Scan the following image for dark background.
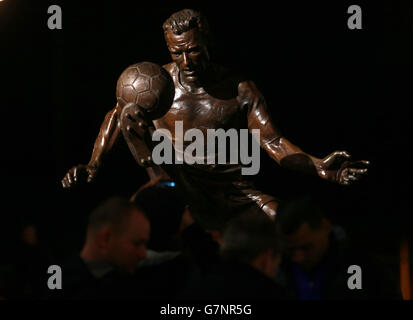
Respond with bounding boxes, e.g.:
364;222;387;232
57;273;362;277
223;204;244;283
1;0;412;270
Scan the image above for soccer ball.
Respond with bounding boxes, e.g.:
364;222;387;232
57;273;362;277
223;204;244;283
116;62;175;120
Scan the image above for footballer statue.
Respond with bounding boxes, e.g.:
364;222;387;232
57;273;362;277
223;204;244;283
62;9;369;230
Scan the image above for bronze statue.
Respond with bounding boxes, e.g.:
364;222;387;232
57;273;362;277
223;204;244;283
62;9;369;230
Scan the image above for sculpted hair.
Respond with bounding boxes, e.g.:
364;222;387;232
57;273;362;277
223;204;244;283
220;207;279;264
163;9;211;38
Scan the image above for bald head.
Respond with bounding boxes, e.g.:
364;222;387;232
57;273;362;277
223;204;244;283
82;196;150;273
87;196;146;235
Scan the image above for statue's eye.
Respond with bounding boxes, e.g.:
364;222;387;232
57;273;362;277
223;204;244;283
188;48;200;55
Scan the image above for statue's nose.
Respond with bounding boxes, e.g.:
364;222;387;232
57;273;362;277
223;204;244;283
182;52;190;68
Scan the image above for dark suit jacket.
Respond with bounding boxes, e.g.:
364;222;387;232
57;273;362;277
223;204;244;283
276;231;402;300
43;255;135;299
179;261;286;301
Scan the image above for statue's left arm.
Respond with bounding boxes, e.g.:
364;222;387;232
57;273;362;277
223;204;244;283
238;81;369;185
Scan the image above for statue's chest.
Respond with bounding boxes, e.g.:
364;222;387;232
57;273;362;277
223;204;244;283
156;91;244;134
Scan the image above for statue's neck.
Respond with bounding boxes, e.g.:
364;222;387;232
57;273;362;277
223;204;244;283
178;64;215;94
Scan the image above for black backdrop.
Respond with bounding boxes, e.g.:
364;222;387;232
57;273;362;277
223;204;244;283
1;0;412;263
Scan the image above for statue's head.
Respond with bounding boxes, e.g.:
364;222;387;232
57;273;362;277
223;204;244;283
163;9;211;85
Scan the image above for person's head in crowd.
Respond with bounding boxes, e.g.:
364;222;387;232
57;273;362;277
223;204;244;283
220;207;281;279
132;184;186;251
276;195;331;272
21;224;38;247
81;196;150;274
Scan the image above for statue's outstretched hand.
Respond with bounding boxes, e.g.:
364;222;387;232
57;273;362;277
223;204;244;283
61;164;98;189
319;151;369;185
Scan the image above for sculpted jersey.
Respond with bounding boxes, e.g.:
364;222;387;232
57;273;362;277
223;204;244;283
153;62;281;229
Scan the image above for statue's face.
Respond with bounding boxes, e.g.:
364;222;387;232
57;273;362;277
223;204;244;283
165;28;210;85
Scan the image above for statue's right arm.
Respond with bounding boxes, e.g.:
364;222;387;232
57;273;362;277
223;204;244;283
61;103;122;188
88;103;122;169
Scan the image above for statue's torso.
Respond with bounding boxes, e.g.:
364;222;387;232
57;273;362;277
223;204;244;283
154;62;247;151
151;63;269;229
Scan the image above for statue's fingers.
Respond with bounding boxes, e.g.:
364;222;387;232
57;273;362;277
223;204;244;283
351;160;370;168
350;173;363;180
62;179;69;189
360;160;370;166
73;167;78;182
349;168;368;174
342;179;350;185
66;172;73;185
87;174;94;183
348;174;358;181
340;172;349;185
335;151;351;159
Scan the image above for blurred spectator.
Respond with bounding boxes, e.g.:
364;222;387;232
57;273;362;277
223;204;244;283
275;195;402;300
133;182;185;253
1;221;53;299
180;207;285;300
131;183;220;299
46;196;149;299
132;182;221;268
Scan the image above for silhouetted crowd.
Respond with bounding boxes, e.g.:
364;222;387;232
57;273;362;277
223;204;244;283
0;181;402;300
